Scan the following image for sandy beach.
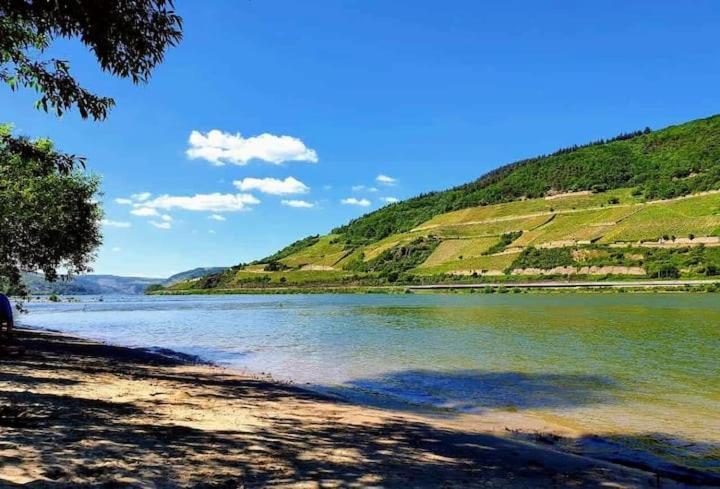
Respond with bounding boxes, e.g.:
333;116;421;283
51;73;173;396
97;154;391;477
0;328;710;488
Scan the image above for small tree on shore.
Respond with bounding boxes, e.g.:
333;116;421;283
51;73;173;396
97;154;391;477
0;126;101;295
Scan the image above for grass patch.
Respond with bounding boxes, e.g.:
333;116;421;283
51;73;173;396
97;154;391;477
421;237;500;267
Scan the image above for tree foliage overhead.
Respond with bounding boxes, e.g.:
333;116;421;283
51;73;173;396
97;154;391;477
0;126;101;293
0;0;182;121
334;115;720;245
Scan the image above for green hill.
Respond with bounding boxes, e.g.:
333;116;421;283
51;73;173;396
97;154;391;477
334;115;720;245
163;115;720;293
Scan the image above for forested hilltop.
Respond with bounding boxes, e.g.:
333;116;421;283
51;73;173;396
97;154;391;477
157;115;720;294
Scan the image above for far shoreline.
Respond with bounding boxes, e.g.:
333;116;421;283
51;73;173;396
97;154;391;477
146;278;720;296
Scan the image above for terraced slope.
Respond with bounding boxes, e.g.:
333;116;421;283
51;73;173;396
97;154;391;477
165;189;720;292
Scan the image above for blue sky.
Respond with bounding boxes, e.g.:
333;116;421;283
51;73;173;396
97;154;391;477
3;0;720;277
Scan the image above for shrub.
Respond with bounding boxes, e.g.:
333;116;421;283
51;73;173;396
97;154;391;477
509;247;575;270
647;263;680;279
484;231;522;255
703;265;719;276
361;236;441;275
264;261;289;272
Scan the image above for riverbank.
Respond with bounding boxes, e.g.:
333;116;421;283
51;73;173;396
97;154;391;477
0;328;705;488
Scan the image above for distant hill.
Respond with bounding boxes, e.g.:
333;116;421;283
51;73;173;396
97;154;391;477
162;114;720;293
162;267;228;286
22;266;228;295
22;273;164;295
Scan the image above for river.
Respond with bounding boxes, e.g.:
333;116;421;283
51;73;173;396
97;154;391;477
18;293;720;473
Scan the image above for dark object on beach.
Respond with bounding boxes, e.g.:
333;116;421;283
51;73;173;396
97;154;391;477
0;293;13;336
0;293;24;356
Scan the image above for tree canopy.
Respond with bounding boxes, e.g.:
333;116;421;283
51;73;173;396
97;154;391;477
0;126;101;294
0;0;182;121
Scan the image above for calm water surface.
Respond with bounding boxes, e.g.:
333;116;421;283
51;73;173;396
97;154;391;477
18;293;720;445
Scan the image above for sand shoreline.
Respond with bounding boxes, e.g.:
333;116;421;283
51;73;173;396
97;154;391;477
0;328;715;488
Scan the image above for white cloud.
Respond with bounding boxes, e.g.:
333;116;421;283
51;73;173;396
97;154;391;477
111;247;122;252
139;193;260;213
233;176;309;195
186;130;318;166
341;197;371;207
208;214;226;221
101;219;132;228
131;207;159;217
381;197;400;203
352;185;378;193
160;214;173;222
115;198;133;205
208;230;216;234
149;220;172;230
281;199;315;208
376;174;397;185
131;192;152;202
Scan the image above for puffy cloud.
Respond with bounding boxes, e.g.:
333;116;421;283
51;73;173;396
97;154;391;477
233;176;309;195
131;192;152;202
149;220;171;230
160;214;173;222
281;199;315;208
208;214;226;221
140;193;260;213
381;196;400;203
130;207;159;217
186;130;318;166
376;174;397;185
341;197;371;207
114;198;133;205
101;219;132;228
